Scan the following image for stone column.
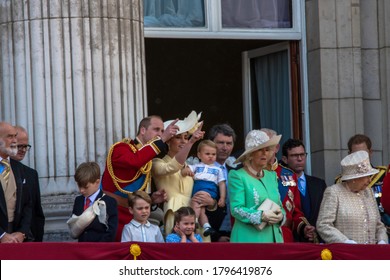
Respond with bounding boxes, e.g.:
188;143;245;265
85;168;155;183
0;0;147;240
306;0;365;183
306;0;390;183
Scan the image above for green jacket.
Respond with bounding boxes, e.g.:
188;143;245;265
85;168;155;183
229;168;284;243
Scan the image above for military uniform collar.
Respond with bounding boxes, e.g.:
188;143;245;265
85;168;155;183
134;137;144;149
271;158;279;171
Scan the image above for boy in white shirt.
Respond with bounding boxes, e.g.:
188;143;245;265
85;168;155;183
121;191;164;242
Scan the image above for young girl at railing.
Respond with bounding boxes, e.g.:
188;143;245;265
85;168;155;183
165;207;202;243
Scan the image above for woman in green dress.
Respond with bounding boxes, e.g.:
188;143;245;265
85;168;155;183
229;130;285;243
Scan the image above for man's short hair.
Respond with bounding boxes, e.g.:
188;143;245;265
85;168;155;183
282;139;305;157
208;124;236;142
74;162;101;188
137;115;162;135
347;134;372;152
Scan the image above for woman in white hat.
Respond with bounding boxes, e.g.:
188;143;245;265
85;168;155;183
152;111;214;237
316;150;388;244
229;130;285;243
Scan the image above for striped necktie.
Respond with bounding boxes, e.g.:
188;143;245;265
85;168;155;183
1;159;10;184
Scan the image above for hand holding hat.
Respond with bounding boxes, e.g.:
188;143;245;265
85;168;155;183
163;111;202;139
189;121;205;144
161;119;179;142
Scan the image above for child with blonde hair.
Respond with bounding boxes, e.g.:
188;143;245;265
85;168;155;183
182;140;226;237
121;191;164;242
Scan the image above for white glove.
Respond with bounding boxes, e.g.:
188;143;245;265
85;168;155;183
377;240;387;244
262;210;279;224
344;239;357;244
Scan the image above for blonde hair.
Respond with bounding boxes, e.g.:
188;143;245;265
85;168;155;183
128;191;152;208
197;139;216;153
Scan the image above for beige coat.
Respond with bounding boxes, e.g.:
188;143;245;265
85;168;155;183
317;183;388;244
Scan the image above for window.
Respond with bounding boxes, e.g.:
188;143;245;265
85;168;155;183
144;0;206;28
144;0;300;39
242;42;303;157
221;0;292;29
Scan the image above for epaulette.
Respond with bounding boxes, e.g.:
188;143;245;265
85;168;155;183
376;165;388;172
335;174;342;184
279;163;295;174
271;159;279;171
120;138;138;153
121;137;133;144
368;166;387;188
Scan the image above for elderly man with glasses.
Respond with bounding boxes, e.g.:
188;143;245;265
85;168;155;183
11;126;45;241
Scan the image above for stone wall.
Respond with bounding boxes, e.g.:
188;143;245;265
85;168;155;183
306;0;390;184
0;0;147;241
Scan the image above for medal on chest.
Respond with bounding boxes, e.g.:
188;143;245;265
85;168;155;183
286;200;293;212
372;183;383;198
281;175;296;187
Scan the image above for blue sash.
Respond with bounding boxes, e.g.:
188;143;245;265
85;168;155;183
100;174;147;199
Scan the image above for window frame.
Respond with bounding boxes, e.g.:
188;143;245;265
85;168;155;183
242;42;292;135
144;0;302;40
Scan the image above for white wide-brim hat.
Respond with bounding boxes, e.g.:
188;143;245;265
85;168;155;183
340;150;379;181
234;130;281;163
164;111;202;135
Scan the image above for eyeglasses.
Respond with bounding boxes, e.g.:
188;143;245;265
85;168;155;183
289;152;307;159
17;144;32;151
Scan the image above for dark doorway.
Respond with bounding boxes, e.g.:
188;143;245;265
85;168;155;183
145;38;281;155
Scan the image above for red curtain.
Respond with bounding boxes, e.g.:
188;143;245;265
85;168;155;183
0;242;389;260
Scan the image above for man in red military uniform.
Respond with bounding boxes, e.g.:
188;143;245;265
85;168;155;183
102;115;179;241
261;128;316;242
274;162;316;242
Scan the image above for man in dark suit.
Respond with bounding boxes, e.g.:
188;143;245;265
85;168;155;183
0;121;32;243
11;126;45;241
281;138;327;242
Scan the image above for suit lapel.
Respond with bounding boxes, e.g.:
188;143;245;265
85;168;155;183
96;189;104;200
0;179;7;217
305;176;314;207
10;159;24;213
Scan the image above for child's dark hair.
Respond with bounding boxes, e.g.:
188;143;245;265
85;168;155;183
172;206;196;232
74;162;100;188
128;191;152;208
